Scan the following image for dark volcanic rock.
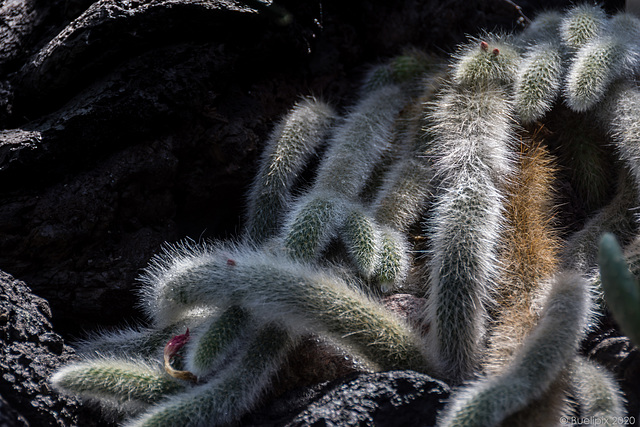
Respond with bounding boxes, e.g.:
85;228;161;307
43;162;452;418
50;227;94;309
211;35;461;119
584;323;640;418
0;271;98;426
243;370;450;427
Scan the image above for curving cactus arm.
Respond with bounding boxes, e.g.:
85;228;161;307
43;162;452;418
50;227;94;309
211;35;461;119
51;357;185;417
598;233;640;346
437;272;592;427
125;323;296;427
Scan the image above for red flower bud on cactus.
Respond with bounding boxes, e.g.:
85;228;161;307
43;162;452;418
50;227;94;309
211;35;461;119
164;328;190;360
163;329;198;383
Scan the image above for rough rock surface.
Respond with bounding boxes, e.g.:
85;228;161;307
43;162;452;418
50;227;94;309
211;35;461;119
583;319;640;418
0;0;632;425
242;370;450;427
0;271;98;426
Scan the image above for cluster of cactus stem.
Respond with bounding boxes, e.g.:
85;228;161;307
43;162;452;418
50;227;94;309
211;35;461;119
51;3;640;426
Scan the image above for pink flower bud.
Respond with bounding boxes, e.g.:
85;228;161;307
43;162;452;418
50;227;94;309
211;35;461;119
164;328;190;360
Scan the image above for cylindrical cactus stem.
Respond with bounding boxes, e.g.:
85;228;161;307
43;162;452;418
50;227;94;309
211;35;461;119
340;204;412;287
125;323;297;427
602;83;640;194
486;139;560;374
564;11;640;112
313;84;407;198
282;191;348;261
373;154;434;234
437;272;592;427
186;305;252;378
341;204;381;279
560;4;607;51
281;84;407;260
514;11;565;122
451;36;520;88
565;36;627;112
51;357;184;415
424;176;504;383
514;41;564;122
141;242;432;373
422;49;518;381
245;97;335;243
598;233;640;346
373;226;410;290
569;356;625;422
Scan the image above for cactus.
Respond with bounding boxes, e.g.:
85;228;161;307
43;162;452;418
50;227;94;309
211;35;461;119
422;37;519;382
485;139;560;374
51;357;184;416
51;4;640;425
144;241;431;372
437;272;592;427
125;323;296;427
560;4;607;51
246;97;335;243
570;356;625;422
566;12;640;112
598;233;640;346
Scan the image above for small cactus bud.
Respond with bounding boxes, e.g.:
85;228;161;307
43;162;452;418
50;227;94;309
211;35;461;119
163;329;197;383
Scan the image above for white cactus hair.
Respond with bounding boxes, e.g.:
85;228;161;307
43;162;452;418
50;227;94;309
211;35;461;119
422;48;518;381
560;3;607;51
514;40;564;122
51;355;183;419
437;272;593;426
124;324;295;427
136;239;431;371
245;96;335;243
570;356;625;423
137;239;225;328
313;83;407;197
450;33;520;88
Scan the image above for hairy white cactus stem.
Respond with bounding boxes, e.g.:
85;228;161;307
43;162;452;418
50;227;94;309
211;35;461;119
246;97;335;243
125;324;297;427
423;76;517;382
140;242;431;372
603;83;640;192
563;7;640;111
570;356;625;423
560;4;607;51
313;84;407;197
514;41;564;121
51;357;184;416
438;272;593;427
